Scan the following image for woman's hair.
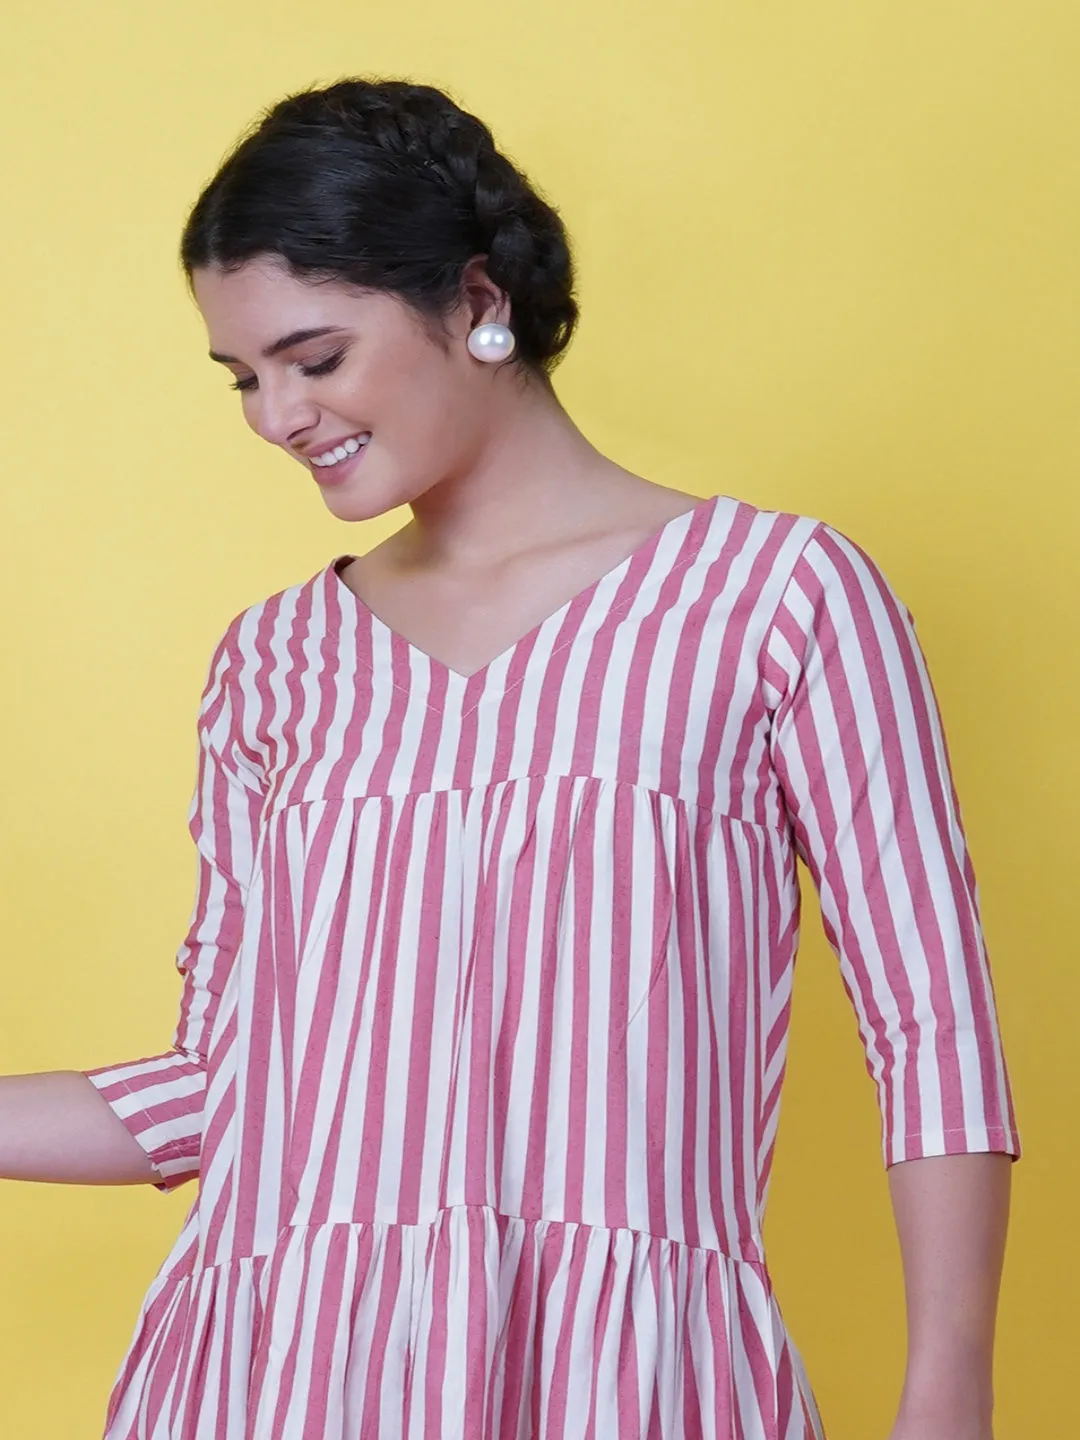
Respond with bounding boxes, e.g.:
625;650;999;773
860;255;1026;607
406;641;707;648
180;78;579;373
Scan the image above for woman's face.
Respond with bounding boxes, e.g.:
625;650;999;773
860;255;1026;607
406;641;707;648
192;256;501;523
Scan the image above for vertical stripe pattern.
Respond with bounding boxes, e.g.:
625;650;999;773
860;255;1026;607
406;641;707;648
85;495;1020;1438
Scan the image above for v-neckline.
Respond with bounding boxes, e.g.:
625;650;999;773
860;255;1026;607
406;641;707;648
328;493;719;691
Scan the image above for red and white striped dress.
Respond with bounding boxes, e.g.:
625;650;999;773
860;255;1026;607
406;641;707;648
86;493;1020;1439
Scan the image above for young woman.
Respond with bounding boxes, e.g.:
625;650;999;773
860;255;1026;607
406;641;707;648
2;79;1020;1440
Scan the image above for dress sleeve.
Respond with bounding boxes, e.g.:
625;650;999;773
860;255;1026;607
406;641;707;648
762;523;1021;1167
84;624;264;1191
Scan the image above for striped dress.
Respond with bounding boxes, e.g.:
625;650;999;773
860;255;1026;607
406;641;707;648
85;493;1021;1439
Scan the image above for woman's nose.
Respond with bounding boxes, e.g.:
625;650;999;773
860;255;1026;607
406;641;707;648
249;380;320;450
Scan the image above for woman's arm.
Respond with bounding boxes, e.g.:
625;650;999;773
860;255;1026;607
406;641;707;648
77;624;263;1193
887;1152;1012;1440
2;628;262;1194
763;522;1021;1435
0;1071;158;1185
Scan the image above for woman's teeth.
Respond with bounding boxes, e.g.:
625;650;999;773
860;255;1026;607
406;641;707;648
312;435;369;467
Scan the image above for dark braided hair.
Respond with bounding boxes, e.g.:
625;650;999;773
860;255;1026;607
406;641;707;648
180;79;579;373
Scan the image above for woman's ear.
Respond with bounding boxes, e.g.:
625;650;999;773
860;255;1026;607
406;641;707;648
460;255;512;329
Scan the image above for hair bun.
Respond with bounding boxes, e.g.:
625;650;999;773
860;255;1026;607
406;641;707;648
182;79;579;372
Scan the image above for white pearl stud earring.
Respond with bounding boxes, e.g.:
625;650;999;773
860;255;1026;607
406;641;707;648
466;322;516;363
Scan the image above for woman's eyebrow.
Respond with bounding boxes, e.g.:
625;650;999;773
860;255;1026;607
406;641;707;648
209;326;347;364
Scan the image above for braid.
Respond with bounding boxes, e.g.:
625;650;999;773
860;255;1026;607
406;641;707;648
184;79;579;371
306;81;576;363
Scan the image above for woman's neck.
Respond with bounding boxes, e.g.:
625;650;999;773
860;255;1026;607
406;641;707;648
402;379;638;567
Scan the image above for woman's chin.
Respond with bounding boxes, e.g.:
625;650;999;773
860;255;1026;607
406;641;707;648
317;476;414;526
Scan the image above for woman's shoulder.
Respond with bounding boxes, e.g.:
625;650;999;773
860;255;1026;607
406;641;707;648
200;558;342;674
705;491;837;589
712;493;898;588
712;491;823;537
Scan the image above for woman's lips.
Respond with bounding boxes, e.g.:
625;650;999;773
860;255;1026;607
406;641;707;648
309;442;368;487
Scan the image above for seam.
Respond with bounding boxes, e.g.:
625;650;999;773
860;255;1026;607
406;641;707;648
459;545;706;719
88;1073;195;1167
755;519;827;713
353;519;711;718
901;1126;1018;1141
180;1202;767;1276
260;774;790;835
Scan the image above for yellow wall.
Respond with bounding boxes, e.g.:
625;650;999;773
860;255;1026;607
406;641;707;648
0;2;1073;1434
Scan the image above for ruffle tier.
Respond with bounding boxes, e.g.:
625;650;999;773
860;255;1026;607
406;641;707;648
103;1204;823;1439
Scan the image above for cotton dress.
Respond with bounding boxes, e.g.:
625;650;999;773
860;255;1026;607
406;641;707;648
86;494;1021;1440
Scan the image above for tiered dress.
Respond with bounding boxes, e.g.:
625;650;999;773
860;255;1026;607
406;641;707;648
86;494;1020;1439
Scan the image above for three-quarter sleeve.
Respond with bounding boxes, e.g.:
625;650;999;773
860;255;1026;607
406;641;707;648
84;625;264;1191
763;522;1021;1167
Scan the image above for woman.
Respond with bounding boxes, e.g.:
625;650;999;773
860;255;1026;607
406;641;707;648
2;79;1019;1439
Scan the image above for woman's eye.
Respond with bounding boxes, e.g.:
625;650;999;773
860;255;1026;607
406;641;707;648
226;349;346;392
300;350;346;378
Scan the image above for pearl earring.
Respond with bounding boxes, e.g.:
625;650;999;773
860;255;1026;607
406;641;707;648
467;322;516;363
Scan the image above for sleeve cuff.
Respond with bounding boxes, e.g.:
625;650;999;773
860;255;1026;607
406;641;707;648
885;1124;1022;1168
84;1051;207;1193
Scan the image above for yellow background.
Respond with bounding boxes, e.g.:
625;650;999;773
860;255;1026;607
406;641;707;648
0;2;1074;1434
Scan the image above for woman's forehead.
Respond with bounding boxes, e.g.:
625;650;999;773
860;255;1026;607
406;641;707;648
193;258;352;316
193;262;397;352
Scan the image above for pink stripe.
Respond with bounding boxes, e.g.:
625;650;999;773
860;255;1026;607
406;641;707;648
604;783;634;1230
519;780;578;1216
398;797;452;1221
266;1236;317;1435
584;1239;619;1440
674;811;703;1251
645;799;673;1238
354;800;420;1207
464;784;514;1199
540;1224;592;1438
310;803;395;1218
492;780;543;1201
419;1217;449;1437
358;1229;405;1436
299;1227;353;1436
493;1222;538;1433
565;783;598;1219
